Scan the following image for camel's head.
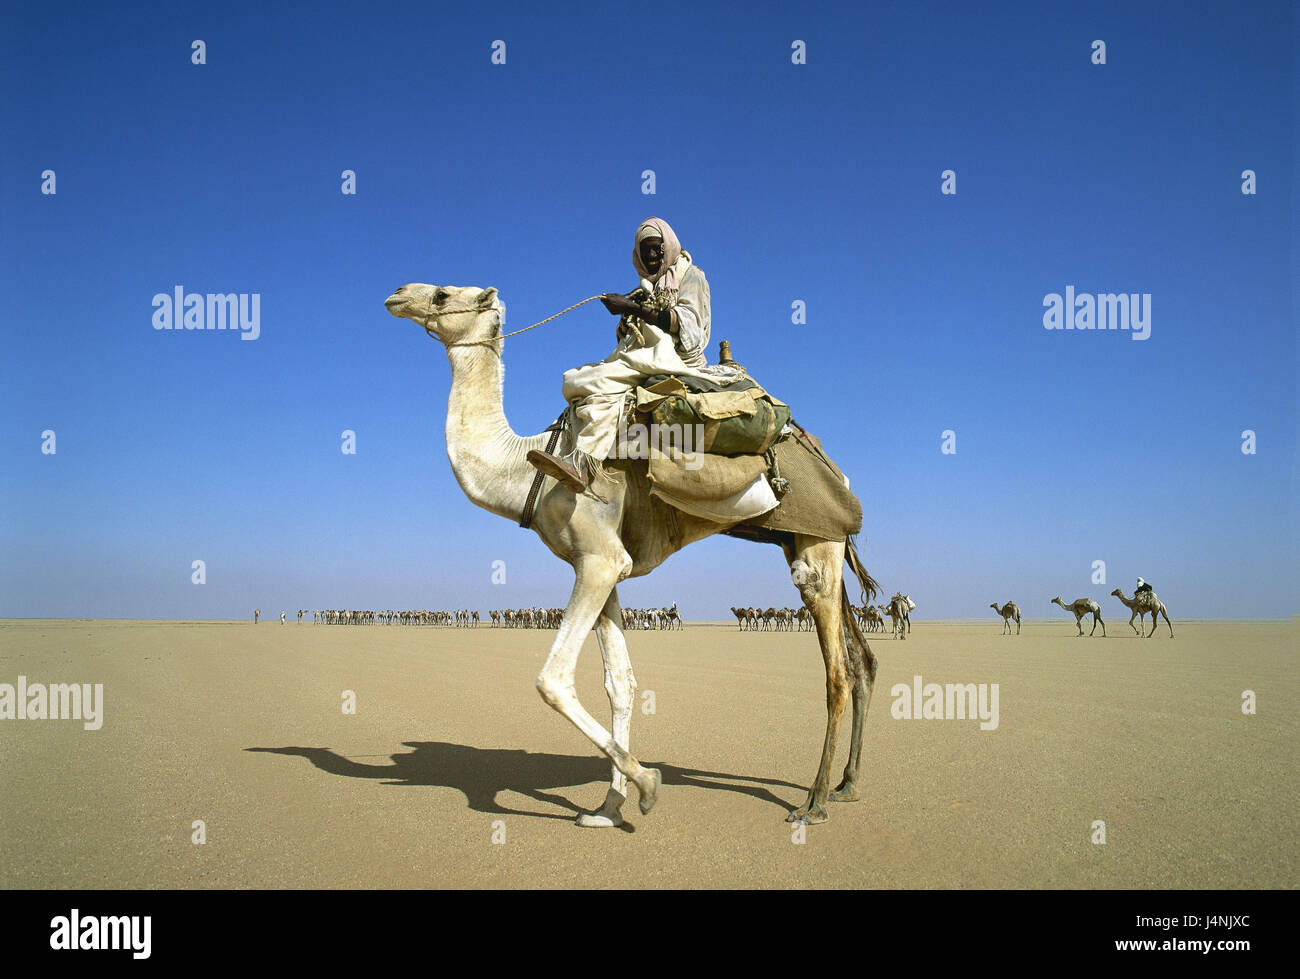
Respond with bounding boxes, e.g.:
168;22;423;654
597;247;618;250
1110;588;1122;597
1050;596;1063;605
989;603;999;611
385;283;502;346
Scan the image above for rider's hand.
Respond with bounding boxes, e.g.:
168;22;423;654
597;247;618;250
601;293;635;316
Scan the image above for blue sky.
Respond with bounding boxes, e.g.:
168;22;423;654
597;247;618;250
1;0;1294;619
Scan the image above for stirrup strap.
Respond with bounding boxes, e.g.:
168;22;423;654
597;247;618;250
520;411;568;529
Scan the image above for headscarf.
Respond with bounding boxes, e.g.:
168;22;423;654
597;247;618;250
632;217;686;296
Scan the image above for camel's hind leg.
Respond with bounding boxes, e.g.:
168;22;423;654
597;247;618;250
536;556;661;819
783;535;855;824
576;588;636;828
831;584;876;804
1155;604;1173;638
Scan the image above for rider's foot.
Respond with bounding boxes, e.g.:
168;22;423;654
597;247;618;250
527;450;588;493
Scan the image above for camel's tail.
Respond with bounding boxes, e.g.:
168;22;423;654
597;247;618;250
844;535;880;606
842;535;879;684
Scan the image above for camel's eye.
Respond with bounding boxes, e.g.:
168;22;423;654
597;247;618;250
434;289;449;304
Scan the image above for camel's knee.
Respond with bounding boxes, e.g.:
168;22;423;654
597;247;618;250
603;667;636;711
536;673;576;711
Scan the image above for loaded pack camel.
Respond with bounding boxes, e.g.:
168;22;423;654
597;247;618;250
1051;596;1105;637
386;283;879;827
885;593;914;638
1111;588;1174;638
990;601;1021;634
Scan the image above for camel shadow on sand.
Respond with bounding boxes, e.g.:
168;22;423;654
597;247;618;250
246;742;804;831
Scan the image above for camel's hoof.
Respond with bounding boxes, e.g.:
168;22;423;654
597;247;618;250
576;811;623;828
829;782;860;803
786;804;829;824
576;787;626;828
635;768;662;815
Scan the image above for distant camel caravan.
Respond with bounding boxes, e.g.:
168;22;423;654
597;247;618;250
990;601;1021;634
1111;589;1174;638
387;281;881;828
1051;597;1105;637
731;601;889;634
729;606;806;632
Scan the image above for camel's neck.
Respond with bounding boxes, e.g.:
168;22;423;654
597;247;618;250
442;343;547;522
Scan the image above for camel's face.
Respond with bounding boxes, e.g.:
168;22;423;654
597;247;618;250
385;283;501;344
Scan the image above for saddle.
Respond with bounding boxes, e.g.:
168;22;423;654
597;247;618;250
633;343;862;542
523;341;863;544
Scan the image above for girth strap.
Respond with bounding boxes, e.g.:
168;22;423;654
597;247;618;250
519;411;568;530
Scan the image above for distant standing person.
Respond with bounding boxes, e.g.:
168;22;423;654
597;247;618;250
280;612;286;624
254;608;260;623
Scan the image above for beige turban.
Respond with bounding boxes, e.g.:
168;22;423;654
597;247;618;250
632;217;684;293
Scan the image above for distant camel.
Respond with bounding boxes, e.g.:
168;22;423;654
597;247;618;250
730;607;748;630
990;601;1021;634
1051;597;1105;637
884;595;908;639
1111;588;1174;638
862;605;883;633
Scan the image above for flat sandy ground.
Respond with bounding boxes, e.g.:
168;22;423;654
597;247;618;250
1;617;1295;889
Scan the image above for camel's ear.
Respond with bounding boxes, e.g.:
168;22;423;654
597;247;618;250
477;287;498;307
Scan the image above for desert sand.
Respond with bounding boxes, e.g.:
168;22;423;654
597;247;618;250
0;617;1294;889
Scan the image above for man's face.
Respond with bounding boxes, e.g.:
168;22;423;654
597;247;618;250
639;237;664;276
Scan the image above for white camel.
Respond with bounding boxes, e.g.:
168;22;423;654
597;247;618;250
386;282;879;827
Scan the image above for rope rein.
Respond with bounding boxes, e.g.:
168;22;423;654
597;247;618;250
424;295;606;348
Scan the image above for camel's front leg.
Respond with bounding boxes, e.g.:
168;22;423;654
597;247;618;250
535;557;661;818
576;589;638;828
